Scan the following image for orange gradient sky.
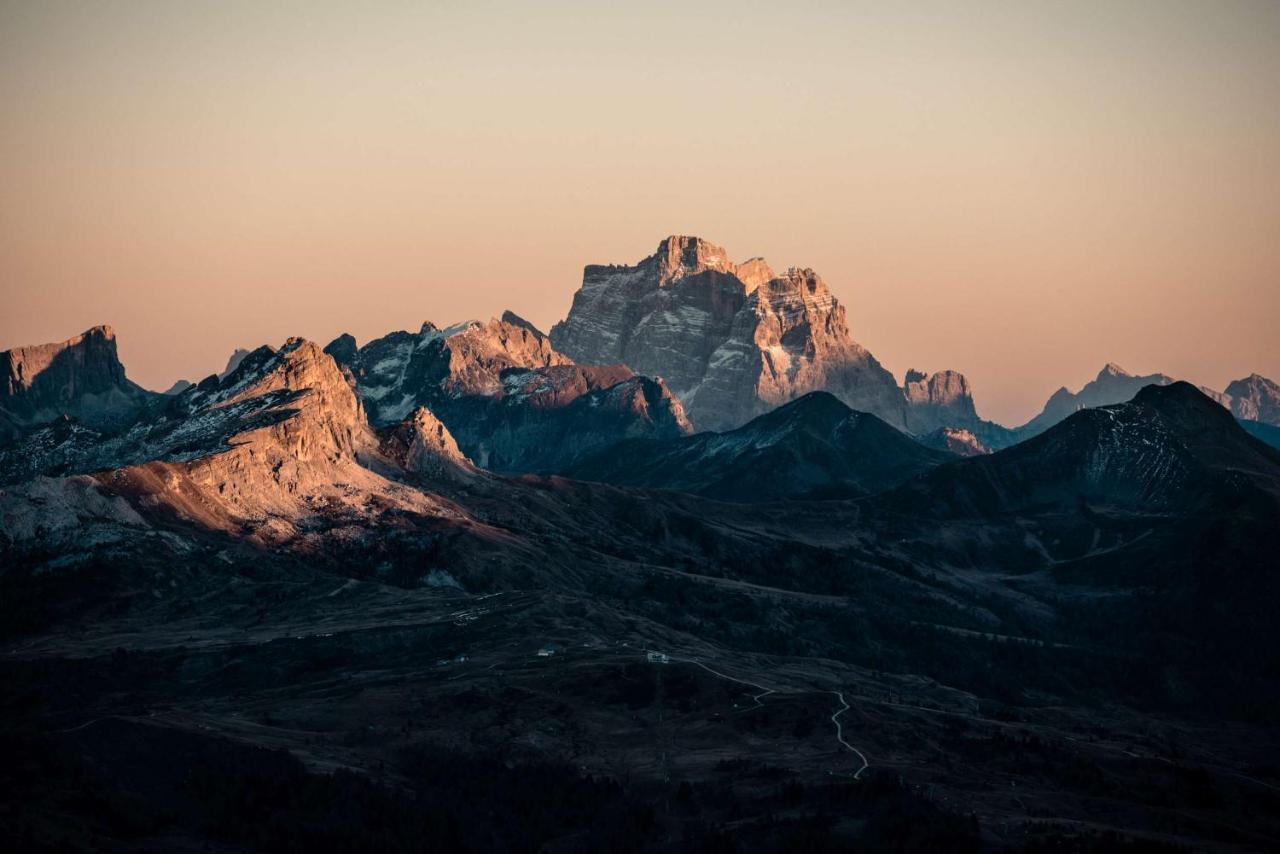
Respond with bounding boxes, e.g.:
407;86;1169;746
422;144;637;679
2;1;1278;424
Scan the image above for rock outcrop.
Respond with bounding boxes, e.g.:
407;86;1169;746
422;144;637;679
1;325;154;440
919;426;990;457
1222;373;1280;425
902;369;977;432
328;313;692;472
901;368;1014;448
327;313;570;424
550;236;907;431
379;406;474;481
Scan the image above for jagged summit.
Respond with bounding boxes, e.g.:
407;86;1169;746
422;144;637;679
1223;372;1280;424
328;313;570;425
1015;366;1280;440
902;369;978;430
379;405;474;481
1016;363;1176;438
550;236;905;431
1;324;154;439
322;312;691;472
91;337;448;541
498;310;547;337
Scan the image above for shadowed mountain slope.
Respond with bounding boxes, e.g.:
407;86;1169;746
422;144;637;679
568;391;952;501
889;382;1280;519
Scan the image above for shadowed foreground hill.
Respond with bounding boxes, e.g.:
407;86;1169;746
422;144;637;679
887;381;1280;518
567;391;953;501
3;335;1280;851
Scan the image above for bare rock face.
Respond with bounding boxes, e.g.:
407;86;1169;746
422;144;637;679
328;314;570;424
1222;373;1280;425
99;338;407;537
379;406;473;481
3;337;447;542
919;426;990;457
328;314;692;472
899;368;1016;449
0;325;154;439
903;369;977;432
550;236;907;431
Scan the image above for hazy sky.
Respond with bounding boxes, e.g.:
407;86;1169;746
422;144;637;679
2;1;1278;424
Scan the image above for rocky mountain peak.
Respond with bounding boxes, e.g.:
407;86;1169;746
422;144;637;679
4;325;125;395
379;406;473;480
902;368;979;435
1;324;152;438
1223;372;1280;425
551;236;906;431
733;257;776;291
654;235;734;285
499;310;547;338
323;333;358;368
1099;362;1131;379
80;336;455;542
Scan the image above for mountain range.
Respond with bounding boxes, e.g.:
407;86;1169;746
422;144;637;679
3;237;1280;852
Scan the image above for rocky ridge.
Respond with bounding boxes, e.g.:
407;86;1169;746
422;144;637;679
2;336;461;544
328;312;692;471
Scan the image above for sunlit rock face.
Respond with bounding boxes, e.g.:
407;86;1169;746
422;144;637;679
550;236;907;431
89;338;450;541
378;406;474;482
902;369;978;434
0;336;452;543
326;312;692;473
1222;373;1280;425
328;313;571;425
919;425;991;457
1;325;154;439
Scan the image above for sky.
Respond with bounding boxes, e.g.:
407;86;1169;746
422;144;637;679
1;0;1278;425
